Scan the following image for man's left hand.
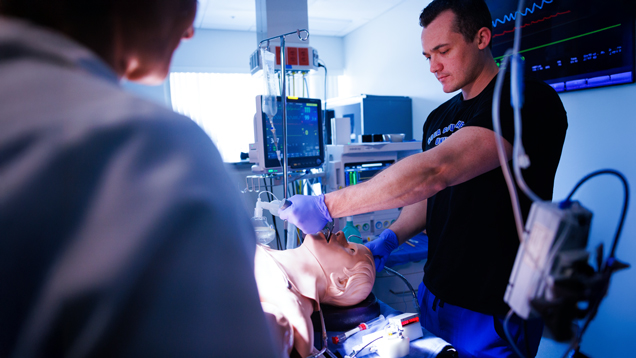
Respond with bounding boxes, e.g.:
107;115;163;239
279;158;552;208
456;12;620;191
365;229;399;272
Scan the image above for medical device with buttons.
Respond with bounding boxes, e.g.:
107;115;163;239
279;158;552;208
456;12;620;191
325;142;421;238
250;44;320;74
249;95;325;174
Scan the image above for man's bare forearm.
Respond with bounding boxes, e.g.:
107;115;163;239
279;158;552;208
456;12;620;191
324;151;445;218
324;126;512;219
390;200;428;245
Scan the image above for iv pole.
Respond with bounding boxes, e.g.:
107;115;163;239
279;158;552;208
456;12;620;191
259;29;310;200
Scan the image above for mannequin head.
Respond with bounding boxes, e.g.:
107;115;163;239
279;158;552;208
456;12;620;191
303;231;375;306
254;231;376;357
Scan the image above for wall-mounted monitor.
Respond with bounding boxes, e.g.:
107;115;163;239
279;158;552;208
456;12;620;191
487;0;635;92
249;96;324;173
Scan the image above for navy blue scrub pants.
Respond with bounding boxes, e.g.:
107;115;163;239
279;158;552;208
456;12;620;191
417;282;543;358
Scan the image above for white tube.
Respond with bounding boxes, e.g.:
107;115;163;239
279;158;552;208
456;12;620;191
492;51;526;243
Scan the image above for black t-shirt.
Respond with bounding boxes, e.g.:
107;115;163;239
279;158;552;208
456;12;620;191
422;73;568;315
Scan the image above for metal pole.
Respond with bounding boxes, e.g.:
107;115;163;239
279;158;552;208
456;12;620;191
258;30;308;201
281;36;289;200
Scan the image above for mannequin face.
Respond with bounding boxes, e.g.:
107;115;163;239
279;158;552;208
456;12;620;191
304;231;373;274
304;231;375;306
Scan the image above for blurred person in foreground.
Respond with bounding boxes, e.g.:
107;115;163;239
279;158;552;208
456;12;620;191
0;1;280;357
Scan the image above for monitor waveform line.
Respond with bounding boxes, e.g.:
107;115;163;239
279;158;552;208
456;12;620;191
494;23;622;60
493;10;571;38
492;0;554;28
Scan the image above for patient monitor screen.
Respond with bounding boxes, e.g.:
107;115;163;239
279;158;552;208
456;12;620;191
262;97;324;170
487;0;635;91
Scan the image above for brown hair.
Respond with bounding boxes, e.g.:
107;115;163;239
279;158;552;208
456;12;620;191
0;0;196;63
419;0;493;49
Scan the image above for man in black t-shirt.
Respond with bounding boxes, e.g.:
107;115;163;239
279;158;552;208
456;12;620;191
280;1;567;356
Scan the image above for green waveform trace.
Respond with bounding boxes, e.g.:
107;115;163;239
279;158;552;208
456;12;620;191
494;23;622;61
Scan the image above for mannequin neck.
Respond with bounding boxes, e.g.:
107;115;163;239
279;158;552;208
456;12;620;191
267;245;328;306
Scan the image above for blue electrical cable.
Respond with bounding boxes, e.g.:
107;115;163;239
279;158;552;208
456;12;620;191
564;169;629;260
384;266;421;314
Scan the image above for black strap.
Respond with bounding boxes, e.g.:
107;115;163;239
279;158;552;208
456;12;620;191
431;295;445;311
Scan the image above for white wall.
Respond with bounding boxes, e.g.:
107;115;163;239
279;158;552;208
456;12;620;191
123;28;345;105
341;0;449;141
341;0;636;356
171;28;344;74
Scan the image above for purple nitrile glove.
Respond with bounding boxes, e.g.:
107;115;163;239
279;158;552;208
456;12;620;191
279;194;332;234
365;229;399;272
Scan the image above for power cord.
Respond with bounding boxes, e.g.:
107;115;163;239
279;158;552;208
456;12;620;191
565;170;629;260
384;266;421;315
503;309;527;358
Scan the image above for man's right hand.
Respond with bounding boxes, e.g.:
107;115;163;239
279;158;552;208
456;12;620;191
278;194;332;234
365;229;399;272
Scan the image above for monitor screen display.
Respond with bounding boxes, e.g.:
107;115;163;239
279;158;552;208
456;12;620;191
262;97;324;170
344;161;394;187
487;0;635;92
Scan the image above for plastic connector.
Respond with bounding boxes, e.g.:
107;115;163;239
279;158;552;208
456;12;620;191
254;198;264;218
510;54;525;109
256;198;285;217
517;154;531;169
558;199;573;209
